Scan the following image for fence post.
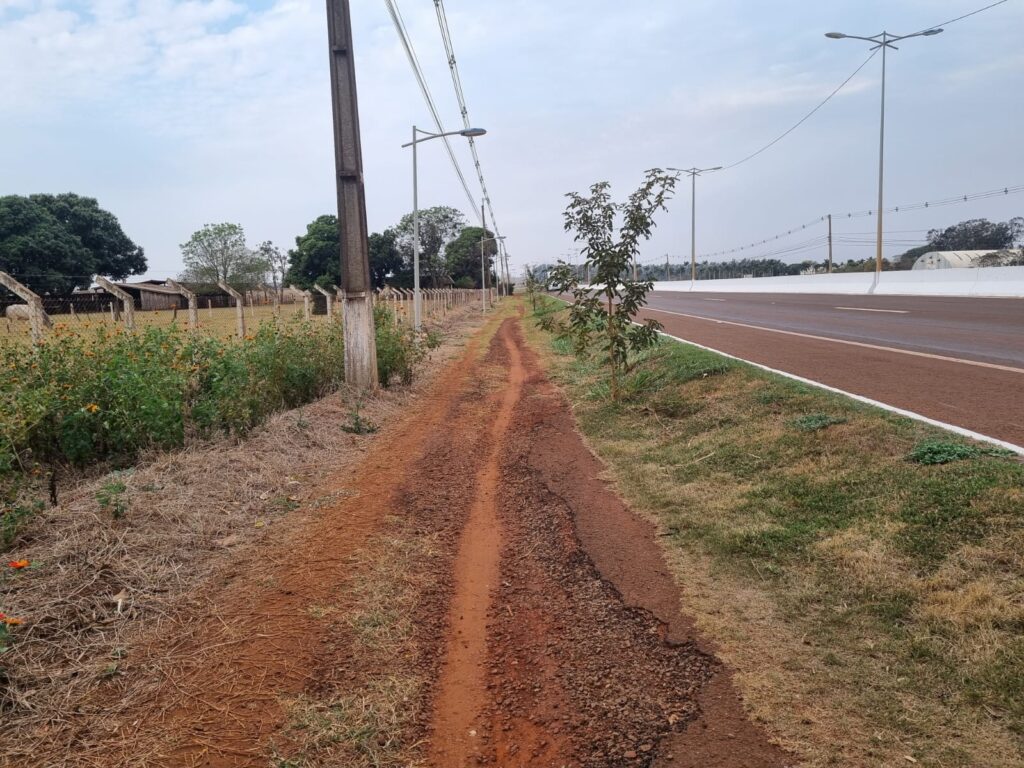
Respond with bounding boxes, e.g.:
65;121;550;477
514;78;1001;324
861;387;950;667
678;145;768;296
314;284;334;320
94;276;135;330
165;278;199;331
217;280;246;339
0;271;49;344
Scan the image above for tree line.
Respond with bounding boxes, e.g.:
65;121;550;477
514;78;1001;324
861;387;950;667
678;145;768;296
0;193;501;298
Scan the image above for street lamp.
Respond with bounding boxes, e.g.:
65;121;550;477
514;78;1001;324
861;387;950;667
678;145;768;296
402;126;487;329
825;27;942;284
668;166;722;283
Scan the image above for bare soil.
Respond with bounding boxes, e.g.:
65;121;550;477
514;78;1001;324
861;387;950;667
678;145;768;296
2;307;793;767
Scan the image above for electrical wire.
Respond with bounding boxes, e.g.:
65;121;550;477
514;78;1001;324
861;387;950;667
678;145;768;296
383;0;480;219
914;0;1012;33
698;184;1023;259
723;48;879;170
434;0;507;252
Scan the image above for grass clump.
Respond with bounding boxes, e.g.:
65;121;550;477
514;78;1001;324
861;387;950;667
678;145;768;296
528;294;1024;767
790;413;847;432
905;438;1015;465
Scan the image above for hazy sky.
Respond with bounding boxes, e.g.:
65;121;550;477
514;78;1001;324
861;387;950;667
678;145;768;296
2;0;1022;279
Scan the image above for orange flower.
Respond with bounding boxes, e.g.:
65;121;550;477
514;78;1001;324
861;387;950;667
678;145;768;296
4;617;23;626
7;559;29;569
84;403;100;413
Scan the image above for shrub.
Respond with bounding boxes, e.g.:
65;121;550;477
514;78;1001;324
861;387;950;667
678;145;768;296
373;306;424;388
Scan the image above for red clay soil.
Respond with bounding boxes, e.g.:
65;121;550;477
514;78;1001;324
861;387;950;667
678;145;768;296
452;316;792;768
35;312;792;767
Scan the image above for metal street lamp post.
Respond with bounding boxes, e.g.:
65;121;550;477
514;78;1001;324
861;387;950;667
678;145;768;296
402;126;486;329
668;166;722;283
825;27;943;285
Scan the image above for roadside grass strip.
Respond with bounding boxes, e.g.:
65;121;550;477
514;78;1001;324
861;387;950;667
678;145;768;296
528;297;1024;768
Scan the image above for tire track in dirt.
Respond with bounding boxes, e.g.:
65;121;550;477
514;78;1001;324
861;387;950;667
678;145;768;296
427;317;567;766
428;313;792;767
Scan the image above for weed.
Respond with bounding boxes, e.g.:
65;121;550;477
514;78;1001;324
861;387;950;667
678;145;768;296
96;476;129;519
907;439;1012;465
791;413;847;431
341;401;378;435
1;500;42;549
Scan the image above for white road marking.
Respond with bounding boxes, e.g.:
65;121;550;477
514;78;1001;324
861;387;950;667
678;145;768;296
653;329;1024;456
641;307;1024;374
834;306;909;314
702;298;726;302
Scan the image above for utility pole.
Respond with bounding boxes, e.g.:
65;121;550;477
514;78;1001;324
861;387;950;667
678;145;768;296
326;0;377;387
665;253;670;281
827;213;833;273
480;203;487;311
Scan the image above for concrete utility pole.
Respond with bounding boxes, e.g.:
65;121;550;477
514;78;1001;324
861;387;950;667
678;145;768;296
480;203;487;312
326;0;377;387
827;214;833;273
825;26;943;287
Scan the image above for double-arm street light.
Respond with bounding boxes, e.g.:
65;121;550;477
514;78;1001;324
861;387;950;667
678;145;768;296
825;27;943;283
402;125;487;329
668;166;722;283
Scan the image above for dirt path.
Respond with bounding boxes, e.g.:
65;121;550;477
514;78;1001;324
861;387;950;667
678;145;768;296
427;313;791;767
35;309;792;767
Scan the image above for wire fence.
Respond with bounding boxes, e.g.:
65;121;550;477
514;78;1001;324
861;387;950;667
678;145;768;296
0;274;492;345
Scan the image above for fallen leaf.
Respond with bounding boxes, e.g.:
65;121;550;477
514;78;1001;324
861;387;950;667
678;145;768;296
214;534;242;548
254;520;265;529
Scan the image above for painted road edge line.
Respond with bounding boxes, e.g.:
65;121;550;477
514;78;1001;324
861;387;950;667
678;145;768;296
642;307;1024;374
834;306;909;314
656;329;1024;457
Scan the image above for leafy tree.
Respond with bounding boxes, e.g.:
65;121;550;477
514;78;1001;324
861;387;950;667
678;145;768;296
0;196;93;295
443;225;497;288
180;223;267;292
285;215;340;290
524;265;542;310
0;194;145;295
393;206;466;287
256;241;288;300
369;228;409;288
30;193;145;280
549;169;677;401
926;217;1023;251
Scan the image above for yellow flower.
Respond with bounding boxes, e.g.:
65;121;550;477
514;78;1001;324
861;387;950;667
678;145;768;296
84;403;100;413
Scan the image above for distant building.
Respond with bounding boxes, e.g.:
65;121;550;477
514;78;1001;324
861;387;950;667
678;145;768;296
912;250;997;270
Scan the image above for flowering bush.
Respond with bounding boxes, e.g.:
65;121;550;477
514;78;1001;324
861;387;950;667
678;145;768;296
0;318;346;488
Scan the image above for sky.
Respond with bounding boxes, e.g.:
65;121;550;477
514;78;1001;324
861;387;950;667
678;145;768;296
1;0;1022;279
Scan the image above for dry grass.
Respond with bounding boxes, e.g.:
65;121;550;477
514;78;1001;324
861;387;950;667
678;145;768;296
0;305;484;764
274;523;442;767
526;297;1024;767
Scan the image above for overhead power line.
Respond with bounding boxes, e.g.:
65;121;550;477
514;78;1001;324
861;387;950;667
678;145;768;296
723;48;879;171
699;184;1024;259
915;0;1011;33
383;0;481;221
434;0;504;244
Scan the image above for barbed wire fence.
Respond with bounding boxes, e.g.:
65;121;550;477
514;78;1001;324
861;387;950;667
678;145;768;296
0;272;489;345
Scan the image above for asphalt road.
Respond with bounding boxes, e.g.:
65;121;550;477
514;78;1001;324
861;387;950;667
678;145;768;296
633;292;1024;448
